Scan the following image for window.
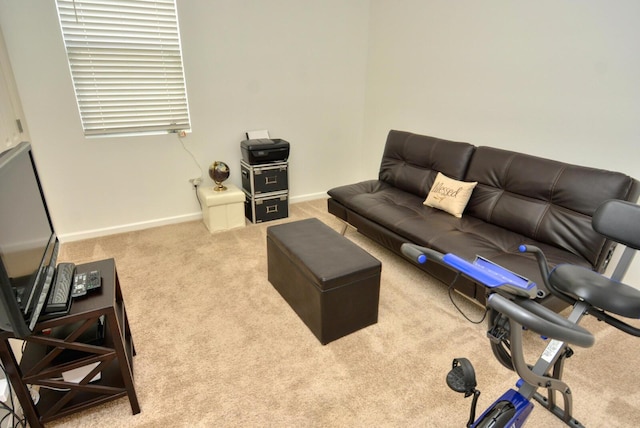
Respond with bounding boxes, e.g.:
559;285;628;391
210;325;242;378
55;0;191;137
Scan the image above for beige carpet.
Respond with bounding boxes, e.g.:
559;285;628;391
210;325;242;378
47;198;640;427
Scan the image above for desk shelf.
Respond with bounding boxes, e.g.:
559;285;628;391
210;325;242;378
0;259;139;427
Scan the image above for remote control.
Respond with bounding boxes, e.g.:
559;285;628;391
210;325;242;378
71;270;101;298
86;270;101;290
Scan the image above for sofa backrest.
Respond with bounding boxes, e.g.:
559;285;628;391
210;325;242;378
465;146;640;269
379;130;476;197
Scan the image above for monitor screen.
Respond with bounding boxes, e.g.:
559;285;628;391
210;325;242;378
0;142;58;337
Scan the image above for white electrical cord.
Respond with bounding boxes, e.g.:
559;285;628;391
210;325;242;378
177;132;203;184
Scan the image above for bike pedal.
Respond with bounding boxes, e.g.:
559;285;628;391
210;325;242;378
446;358;477;396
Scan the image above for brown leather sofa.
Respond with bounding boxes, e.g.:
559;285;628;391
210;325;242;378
327;130;640;309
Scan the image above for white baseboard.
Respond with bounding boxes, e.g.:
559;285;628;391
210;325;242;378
289;191;327;203
58;192;328;243
58;212;202;243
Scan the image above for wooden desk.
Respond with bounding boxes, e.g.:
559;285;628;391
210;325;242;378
0;259;139;427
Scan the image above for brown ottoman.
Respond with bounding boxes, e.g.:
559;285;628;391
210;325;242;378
267;218;381;344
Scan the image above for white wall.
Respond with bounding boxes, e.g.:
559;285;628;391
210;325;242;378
0;29;29;149
364;1;640;177
0;0;370;239
364;0;640;282
2;1;639;282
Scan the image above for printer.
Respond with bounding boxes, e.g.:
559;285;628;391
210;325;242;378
240;138;290;165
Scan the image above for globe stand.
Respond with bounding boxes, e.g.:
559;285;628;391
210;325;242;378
213;182;227;192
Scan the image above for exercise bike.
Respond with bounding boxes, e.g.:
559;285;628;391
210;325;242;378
401;199;640;427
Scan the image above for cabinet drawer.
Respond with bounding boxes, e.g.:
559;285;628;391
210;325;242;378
244;192;288;223
241;160;288;195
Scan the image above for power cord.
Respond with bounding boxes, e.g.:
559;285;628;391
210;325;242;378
191;183;202;211
176;132;204;210
37;385;70;392
448;273;489;325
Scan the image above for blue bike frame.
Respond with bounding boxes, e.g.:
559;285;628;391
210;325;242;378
401;243;594;428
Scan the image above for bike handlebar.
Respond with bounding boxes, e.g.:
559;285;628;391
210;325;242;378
400;242;595;347
400;243;444;265
487;293;594;348
518;244;573;304
400;243;428;264
518;244;551;287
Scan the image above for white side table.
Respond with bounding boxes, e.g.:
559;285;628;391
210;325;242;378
197;183;246;232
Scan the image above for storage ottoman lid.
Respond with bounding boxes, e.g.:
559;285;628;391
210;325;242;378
267;218;381;291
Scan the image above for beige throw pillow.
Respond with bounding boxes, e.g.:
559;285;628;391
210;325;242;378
424;172;477;218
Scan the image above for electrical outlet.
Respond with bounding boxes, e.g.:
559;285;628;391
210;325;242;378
189;177;202;186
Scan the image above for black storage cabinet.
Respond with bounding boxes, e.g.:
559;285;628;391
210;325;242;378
240;139;290;224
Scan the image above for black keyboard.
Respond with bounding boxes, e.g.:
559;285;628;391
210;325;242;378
45;262;75;313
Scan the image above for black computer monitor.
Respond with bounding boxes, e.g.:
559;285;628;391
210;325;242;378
0;142;59;338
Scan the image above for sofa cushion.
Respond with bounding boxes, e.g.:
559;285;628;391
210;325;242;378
378;130;475;198
464;146;638;269
327;180;391;215
424;172;477;218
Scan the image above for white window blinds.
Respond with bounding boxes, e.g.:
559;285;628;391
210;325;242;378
55;0;191;137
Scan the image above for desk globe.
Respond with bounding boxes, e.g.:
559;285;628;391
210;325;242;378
209;161;230;191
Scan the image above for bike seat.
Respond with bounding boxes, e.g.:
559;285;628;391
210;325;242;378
550;264;640;319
